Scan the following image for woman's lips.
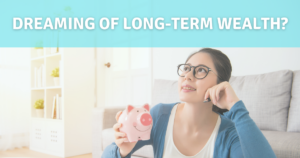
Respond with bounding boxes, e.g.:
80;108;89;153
181;85;196;92
182;88;195;92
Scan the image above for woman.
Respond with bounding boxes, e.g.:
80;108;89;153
102;48;276;158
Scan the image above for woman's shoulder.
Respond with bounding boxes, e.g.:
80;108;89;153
149;102;179;135
214;115;241;157
217;114;240;141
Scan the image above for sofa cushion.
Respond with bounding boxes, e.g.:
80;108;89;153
262;130;300;158
102;128;154;158
229;70;293;131
287;70;300;132
102;107;125;130
153;70;293;131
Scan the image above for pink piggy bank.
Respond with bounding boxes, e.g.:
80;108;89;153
118;103;153;142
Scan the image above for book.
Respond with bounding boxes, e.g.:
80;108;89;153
56;94;59;119
59;96;62;119
34;67;37;88
52;95;56;119
52;94;62;120
59;60;62;86
44;107;46;118
37;66;41;87
40;65;42;87
58;94;62;120
42;64;45;87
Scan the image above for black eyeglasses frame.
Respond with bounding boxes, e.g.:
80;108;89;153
177;64;219;80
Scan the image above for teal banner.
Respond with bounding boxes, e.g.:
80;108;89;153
0;0;299;47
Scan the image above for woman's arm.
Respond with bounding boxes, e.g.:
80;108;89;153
204;81;276;157
224;100;276;158
102;103;161;158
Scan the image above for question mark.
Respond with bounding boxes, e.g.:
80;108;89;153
281;17;288;30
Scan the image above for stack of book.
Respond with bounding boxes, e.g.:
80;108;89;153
52;94;62;120
34;64;45;88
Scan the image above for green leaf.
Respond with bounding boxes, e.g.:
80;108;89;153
34;99;44;109
50;67;59;77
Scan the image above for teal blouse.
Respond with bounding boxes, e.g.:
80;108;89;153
102;100;276;158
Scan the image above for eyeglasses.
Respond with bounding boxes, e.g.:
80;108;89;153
177;64;219;79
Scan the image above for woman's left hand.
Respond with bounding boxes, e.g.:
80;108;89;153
204;81;240;111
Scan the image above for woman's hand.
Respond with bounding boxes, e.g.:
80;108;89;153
113;111;137;157
204;81;240;110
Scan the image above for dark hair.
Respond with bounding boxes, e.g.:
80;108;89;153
185;48;232;114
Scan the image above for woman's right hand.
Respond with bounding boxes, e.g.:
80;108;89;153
113;111;138;157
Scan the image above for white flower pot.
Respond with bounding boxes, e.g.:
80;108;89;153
36;109;44;118
37;49;43;57
54;77;60;86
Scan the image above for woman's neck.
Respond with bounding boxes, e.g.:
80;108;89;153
176;102;219;133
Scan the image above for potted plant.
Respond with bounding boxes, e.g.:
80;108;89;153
35;40;43;57
34;99;44;118
51;67;60;86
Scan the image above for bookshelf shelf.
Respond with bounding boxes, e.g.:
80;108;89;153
31;56;44;61
31;88;45;90
45;118;63;122
31;117;45;121
29;48;95;157
31;87;61;90
46;52;61;58
46;86;61;89
31;117;63;122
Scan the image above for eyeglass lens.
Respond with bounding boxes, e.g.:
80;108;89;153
178;65;209;79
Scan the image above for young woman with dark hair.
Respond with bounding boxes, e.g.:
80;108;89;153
102;48;276;158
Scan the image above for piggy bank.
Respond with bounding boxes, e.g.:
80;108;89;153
118;103;153;142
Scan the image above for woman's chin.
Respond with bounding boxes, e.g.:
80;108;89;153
179;94;204;103
179;96;194;103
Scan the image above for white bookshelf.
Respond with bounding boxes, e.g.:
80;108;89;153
30;48;95;157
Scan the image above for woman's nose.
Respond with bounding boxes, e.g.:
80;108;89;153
184;68;194;81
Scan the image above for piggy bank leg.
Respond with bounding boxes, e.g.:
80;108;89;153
140;134;150;140
127;134;139;142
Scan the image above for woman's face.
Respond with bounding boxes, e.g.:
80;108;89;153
178;52;218;104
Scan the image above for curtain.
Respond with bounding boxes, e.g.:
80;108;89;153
0;48;31;151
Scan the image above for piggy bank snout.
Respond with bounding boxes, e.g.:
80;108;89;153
140;113;152;126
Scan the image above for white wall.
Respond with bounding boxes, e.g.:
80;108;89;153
0;48;31;149
95;48;106;109
153;48;300;80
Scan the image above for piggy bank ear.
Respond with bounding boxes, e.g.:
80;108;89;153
127;105;134;113
143;103;150;111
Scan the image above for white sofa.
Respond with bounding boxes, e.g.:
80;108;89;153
93;69;300;158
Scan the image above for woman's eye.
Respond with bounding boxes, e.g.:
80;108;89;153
198;68;206;73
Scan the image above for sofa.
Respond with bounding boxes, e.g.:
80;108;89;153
93;69;300;158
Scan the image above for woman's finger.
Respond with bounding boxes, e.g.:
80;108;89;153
210;87;216;104
204;88;211;101
115;131;126;139
215;85;221;101
115;137;128;146
115;111;122;122
113;123;122;132
213;86;219;105
216;83;226;101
